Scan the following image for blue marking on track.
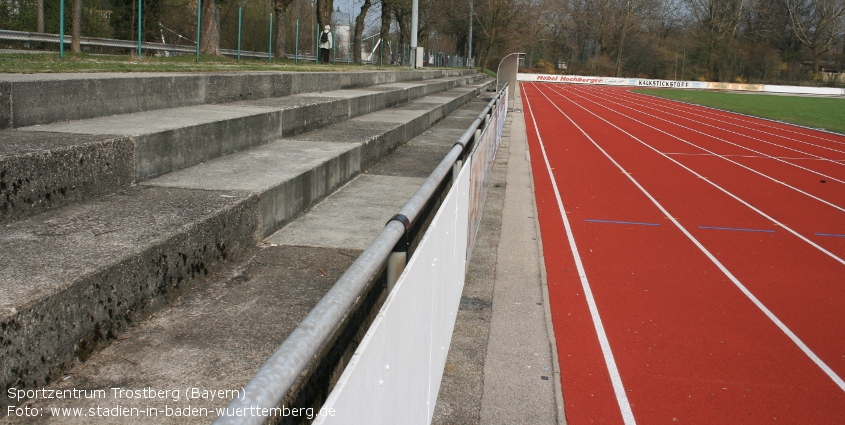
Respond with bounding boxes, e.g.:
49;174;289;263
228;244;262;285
815;232;845;238
585;219;661;227
699;226;775;233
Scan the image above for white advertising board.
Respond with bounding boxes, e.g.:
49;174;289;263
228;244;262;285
519;73;844;97
315;161;471;425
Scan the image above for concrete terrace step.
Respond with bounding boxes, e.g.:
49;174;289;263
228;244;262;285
0;132;134;225
0;78;493;409
0;94;496;424
0;69;479;129
143;83;488;238
0;74;484;225
20;74;484;182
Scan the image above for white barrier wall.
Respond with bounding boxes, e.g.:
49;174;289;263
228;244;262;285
518;73;845;96
315;162;471;425
315;93;508;425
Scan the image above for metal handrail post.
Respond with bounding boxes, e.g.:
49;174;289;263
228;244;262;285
195;0;202;62
268;13;273;63
137;0;142;58
59;0;64;59
237;7;242;63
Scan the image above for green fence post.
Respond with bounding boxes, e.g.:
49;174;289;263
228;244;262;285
315;27;319;64
137;0;142;58
268;13;273;63
237;6;242;63
59;0;64;59
196;0;202;62
295;19;299;64
380;37;383;66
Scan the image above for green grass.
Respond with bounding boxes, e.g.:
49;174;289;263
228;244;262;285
0;52;420;74
633;89;845;134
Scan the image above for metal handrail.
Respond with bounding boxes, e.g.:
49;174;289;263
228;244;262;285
0;29;290;60
212;83;508;425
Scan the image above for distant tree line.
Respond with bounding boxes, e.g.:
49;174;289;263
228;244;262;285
2;0;844;83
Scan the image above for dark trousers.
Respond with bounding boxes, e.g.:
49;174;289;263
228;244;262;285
320;48;331;64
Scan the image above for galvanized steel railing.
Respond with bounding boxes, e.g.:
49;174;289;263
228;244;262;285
0;29;297;60
212;83;508;425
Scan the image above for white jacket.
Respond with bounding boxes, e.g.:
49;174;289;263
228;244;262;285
319;31;333;49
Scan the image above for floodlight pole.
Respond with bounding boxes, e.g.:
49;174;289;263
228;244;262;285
410;0;418;68
468;0;472;68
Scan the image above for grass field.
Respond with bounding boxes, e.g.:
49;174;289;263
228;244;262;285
0;52;403;74
633;89;845;135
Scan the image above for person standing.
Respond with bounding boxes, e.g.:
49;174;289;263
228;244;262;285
319;25;333;64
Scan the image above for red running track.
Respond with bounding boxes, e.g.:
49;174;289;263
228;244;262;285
521;82;845;424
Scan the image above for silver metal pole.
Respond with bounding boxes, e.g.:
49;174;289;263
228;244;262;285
468;0;473;68
410;0;418;68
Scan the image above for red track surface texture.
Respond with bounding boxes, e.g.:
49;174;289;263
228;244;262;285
521;82;845;424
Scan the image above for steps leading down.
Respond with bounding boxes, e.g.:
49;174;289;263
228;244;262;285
0;90;498;424
0;70;491;411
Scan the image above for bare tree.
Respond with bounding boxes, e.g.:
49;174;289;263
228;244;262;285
787;0;845;79
353;0;374;63
72;0;82;52
200;0;221;55
682;0;746;80
316;0;333;30
37;0;44;33
379;0;394;64
274;0;295;59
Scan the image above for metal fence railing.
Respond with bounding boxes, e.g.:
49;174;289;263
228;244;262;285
0;29;467;68
212;83;508;425
0;29;278;60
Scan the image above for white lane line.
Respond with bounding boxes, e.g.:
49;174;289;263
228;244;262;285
522;83;637;425
663;152;845;162
533;82;845;394
562;86;845;187
610;87;845;147
583;86;845;159
549;85;845;210
543;84;845;267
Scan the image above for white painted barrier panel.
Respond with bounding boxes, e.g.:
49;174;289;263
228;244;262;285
315;162;471;425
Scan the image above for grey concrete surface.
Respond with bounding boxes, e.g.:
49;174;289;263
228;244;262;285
0;131;134;224
432;119;508;425
143;139;360;238
0;187;260;409
20;104;285;182
143;83;491;238
1;81;494;423
266;174;425;250
433;107;564;424
0;69;480;129
0;245;359;425
17;75;484;182
478;110;561;424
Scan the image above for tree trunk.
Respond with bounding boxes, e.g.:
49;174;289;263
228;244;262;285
380;0;393;65
71;0;82;53
37;0;44;33
316;0;333;30
353;0;372;63
201;0;220;55
274;0;294;59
